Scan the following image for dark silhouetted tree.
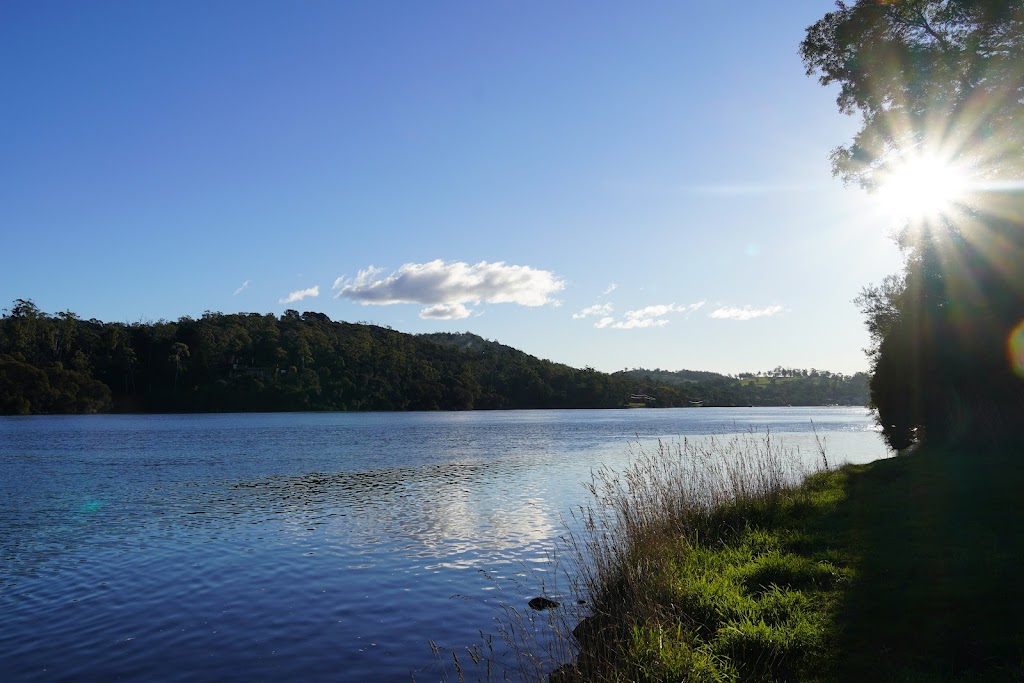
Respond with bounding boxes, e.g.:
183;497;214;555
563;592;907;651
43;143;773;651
803;0;1024;448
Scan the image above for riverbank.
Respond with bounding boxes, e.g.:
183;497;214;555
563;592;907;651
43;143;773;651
555;442;1024;681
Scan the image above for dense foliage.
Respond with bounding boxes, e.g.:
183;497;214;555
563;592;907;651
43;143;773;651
615;368;868;407
0;300;866;415
802;0;1024;448
0;300;631;413
801;0;1024;188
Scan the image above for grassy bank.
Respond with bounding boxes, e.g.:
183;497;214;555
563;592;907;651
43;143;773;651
538;439;1024;682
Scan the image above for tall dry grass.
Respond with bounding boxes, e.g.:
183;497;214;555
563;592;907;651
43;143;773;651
556;434;820;680
444;432;829;682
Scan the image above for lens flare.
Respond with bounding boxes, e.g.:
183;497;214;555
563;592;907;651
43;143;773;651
79;499;104;513
1007;321;1024;378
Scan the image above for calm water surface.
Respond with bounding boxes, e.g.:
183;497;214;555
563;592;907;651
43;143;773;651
0;407;887;681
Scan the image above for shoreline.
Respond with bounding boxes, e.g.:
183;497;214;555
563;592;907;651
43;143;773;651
541;442;1024;681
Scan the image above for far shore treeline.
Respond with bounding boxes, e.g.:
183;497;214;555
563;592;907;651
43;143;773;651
0;299;867;415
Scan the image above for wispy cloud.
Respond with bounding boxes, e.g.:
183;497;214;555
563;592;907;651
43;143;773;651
613;316;670;329
279;286;320;304
573;303;614;320
709;305;783;321
602;283;618;295
233;280;250;296
333;267;383;291
681;182;823;196
592;301;705;329
334;260;565;318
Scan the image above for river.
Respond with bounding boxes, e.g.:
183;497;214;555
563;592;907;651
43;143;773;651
0;407;887;681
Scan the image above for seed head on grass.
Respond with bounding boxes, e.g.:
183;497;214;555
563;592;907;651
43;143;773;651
549;433;836;682
465;431;842;682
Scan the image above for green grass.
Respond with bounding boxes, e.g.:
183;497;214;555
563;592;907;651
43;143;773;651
551;440;1024;682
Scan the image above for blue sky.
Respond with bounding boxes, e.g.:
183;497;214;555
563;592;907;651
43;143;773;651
0;1;903;375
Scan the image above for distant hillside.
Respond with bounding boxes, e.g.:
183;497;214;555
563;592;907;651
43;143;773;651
616;367;869;407
0;303;633;414
0;300;869;415
615;368;734;386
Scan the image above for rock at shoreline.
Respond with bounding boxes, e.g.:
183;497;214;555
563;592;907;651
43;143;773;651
528;596;560;611
571;614;613;646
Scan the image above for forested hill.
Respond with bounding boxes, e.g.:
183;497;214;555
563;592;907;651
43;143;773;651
0;301;636;414
614;368;869;408
0;300;867;414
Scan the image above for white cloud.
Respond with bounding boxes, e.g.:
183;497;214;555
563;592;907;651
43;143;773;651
594;301;705;330
612;317;669;329
602;283;618;295
279;286;320;304
233;280;250;295
334;260;565;318
619;301;704;327
334;266;382;291
420;303;471;320
573;303;614;320
626;302;704;320
709;305;783;321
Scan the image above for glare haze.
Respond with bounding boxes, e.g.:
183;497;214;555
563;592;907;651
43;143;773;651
0;1;902;375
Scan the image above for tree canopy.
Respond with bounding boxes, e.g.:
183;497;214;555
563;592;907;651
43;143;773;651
802;0;1024;188
803;0;1024;449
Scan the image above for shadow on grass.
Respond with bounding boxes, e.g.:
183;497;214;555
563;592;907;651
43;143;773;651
826;447;1024;681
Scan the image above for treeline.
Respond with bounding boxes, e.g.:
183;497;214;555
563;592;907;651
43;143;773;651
0;300;638;414
614;368;868;407
0;300;867;415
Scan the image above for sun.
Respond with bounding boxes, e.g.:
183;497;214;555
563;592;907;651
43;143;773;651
875;154;973;223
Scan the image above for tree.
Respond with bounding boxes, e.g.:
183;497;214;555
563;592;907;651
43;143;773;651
169;342;190;392
803;0;1024;448
6;298;42;362
802;0;1024;188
